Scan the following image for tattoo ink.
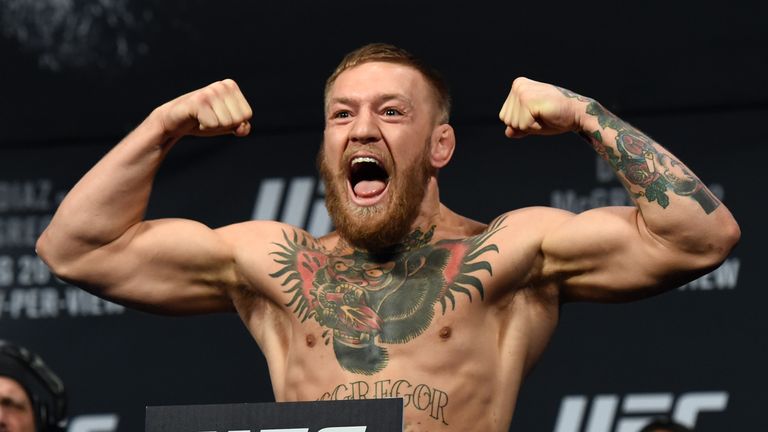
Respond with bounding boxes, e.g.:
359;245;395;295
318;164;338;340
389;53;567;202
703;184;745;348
270;217;506;375
319;379;450;425
559;88;720;214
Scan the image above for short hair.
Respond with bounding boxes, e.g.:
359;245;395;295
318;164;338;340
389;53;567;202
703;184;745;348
324;43;451;124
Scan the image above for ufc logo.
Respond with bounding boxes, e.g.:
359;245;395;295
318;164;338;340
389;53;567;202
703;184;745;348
553;391;728;432
252;177;332;237
67;414;119;432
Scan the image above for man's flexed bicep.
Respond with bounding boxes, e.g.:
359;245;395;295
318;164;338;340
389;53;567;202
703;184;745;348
40;218;243;315
539;206;728;303
36;79;254;314
498;77;739;303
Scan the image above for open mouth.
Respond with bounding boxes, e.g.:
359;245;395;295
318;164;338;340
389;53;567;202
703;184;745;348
348;155;389;204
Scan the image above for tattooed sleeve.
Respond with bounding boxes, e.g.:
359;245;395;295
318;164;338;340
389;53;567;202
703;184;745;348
558;88;720;214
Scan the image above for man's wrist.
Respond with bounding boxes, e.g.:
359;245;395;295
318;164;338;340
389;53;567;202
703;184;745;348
571;97;601;135
119;107;179;156
145;106;184;148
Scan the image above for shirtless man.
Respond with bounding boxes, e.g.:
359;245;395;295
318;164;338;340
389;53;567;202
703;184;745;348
35;44;739;431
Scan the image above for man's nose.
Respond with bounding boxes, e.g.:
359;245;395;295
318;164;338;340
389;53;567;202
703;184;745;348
350;111;381;145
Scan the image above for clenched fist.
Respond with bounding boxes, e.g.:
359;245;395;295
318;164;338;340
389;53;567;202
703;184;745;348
498;77;586;138
154;79;253;138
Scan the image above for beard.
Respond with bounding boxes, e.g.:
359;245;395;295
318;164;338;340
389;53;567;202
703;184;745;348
318;143;432;251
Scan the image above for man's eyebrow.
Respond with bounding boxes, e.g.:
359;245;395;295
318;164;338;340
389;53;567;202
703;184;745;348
328;96;355;106
328;94;413;106
376;93;413;105
0;396;25;407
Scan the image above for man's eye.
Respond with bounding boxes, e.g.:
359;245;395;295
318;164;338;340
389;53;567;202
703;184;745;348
0;398;25;410
333;111;350;119
383;108;402;116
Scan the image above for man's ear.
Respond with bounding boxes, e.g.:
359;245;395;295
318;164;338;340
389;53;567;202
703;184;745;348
430;124;456;169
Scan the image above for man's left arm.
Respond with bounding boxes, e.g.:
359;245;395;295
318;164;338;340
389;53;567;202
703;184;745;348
499;78;740;302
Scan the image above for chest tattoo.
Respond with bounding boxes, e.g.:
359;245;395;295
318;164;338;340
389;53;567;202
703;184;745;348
269;216;506;374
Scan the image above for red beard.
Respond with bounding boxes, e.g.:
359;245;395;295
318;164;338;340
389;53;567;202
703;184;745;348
317;144;431;251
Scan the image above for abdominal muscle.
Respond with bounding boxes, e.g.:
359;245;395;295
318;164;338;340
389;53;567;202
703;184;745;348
258;298;536;432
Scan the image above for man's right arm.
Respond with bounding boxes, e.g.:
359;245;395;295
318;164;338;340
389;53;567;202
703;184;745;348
36;79;254;315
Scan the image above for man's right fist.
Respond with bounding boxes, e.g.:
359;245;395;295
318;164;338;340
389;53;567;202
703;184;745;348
155;79;253;138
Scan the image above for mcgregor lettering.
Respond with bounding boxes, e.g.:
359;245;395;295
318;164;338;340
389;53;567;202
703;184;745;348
318;379;449;425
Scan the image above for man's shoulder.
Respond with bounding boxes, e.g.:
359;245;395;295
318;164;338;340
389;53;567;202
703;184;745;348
434;204;574;243
467;207;577;273
213;221;333;300
214;220;330;251
497;206;574;221
487;206;575;237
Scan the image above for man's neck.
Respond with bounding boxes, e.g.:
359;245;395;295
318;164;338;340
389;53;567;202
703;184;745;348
408;176;444;233
333;224;435;256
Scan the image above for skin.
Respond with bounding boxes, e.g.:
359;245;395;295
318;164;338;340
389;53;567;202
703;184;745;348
36;62;740;431
0;377;35;432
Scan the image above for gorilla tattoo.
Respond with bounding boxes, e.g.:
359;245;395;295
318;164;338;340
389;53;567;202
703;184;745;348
269;217;506;374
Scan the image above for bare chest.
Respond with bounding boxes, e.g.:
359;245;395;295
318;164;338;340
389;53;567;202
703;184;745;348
229;212;566;431
280;302;516;431
263;224;511;375
240;220;553;430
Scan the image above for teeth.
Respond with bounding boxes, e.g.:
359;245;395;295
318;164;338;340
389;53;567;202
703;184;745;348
351;157;380;166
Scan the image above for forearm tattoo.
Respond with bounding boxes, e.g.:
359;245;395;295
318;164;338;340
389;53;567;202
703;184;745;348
558;87;720;214
269;217;506;375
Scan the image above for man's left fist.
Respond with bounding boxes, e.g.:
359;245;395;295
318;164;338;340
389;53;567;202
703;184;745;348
498;77;586;138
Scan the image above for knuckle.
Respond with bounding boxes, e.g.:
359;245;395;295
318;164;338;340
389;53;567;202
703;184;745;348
203;85;218;97
206;82;225;97
193;89;212;104
222;78;238;90
512;76;530;92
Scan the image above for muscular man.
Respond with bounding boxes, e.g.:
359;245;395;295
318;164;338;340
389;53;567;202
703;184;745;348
36;44;739;431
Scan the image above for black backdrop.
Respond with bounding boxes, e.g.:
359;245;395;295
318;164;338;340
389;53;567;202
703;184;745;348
0;1;765;431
